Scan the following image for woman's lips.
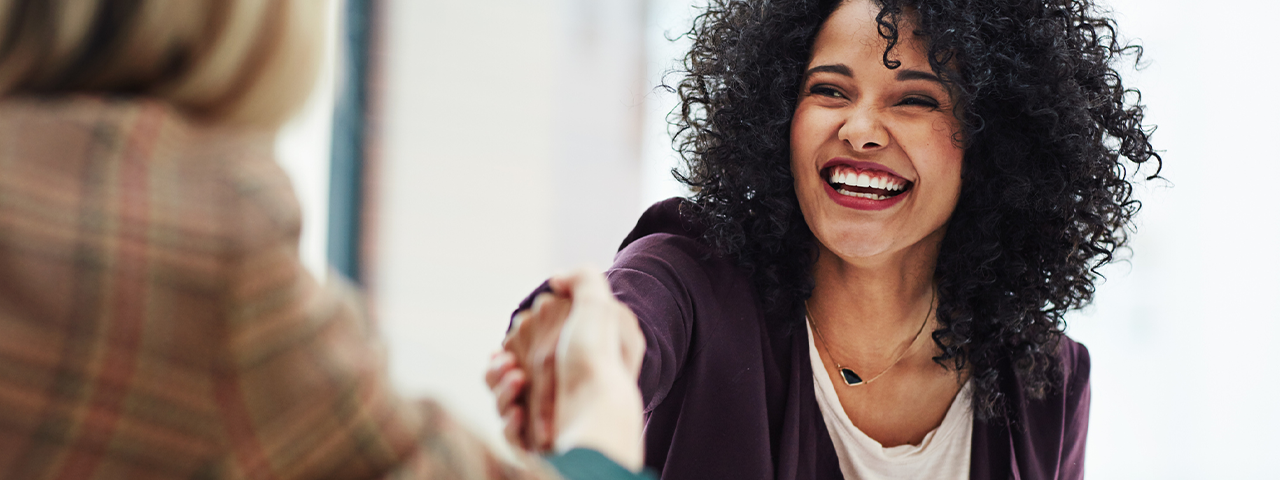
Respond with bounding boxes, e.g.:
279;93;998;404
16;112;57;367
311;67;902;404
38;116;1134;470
820;158;907;178
822;180;910;210
819;159;913;211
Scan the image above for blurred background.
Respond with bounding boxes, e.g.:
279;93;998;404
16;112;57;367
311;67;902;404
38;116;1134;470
279;0;1279;478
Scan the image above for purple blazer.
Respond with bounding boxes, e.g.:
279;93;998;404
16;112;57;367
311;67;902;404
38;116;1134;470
519;198;1090;480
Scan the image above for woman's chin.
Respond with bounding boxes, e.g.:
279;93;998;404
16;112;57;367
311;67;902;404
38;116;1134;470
812;222;948;267
814;233;899;263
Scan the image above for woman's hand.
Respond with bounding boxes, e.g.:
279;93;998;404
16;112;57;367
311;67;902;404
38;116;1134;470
490;291;571;451
485;350;536;449
546;268;646;469
488;267;646;471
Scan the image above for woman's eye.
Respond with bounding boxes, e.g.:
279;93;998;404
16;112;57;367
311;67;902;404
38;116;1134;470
899;96;940;108
809;85;845;99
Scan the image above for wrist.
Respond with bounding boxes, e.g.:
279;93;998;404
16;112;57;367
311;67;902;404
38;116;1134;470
554;364;645;471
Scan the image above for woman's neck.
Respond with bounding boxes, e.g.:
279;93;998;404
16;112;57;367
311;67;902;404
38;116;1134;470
807;228;944;362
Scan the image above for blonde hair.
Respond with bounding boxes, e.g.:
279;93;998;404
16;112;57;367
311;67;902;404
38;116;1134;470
0;0;326;127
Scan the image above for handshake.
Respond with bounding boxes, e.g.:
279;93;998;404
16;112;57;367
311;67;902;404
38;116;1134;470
486;268;648;471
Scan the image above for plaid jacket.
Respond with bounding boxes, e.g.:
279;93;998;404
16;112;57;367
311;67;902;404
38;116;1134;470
0;97;562;480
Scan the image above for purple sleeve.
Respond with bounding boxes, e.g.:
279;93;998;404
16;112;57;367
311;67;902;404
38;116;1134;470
607;233;708;412
606;266;690;412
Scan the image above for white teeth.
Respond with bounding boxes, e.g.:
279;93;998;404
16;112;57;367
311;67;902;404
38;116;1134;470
856;173;871;188
835;187;890;201
826;168;910;193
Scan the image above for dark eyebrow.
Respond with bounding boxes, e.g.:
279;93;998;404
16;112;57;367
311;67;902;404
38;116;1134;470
803;64;852;80
803;64;942;85
896;68;942;84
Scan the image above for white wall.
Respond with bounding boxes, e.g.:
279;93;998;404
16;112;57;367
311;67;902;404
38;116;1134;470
1065;0;1280;478
373;0;647;447
640;0;698;209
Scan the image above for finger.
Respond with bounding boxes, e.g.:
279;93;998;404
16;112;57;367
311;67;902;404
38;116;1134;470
547;266;611;301
495;369;527;412
485;351;517;388
525;342;558;449
503;311;532;349
538;295;573;328
531;292;557;317
530;366;558;451
537;404;556;451
502;406;527;449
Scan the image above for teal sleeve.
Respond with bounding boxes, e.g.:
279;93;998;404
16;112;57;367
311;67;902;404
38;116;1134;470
546;448;657;480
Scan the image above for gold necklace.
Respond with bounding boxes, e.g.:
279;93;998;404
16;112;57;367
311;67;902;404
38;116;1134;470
805;289;935;387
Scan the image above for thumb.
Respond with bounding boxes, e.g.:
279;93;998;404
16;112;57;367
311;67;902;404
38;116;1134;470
548;266;612;302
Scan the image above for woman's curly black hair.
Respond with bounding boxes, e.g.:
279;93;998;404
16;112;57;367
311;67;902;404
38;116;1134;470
672;0;1159;419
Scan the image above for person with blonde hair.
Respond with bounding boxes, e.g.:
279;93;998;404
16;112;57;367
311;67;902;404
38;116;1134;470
0;1;649;478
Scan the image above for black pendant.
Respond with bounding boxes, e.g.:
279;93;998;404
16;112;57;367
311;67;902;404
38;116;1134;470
840;368;864;386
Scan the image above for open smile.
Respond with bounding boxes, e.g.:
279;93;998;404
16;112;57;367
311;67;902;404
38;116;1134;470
818;160;913;211
823;165;912;200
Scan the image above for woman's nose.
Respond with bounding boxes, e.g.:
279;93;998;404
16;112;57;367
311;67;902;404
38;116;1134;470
837;106;889;151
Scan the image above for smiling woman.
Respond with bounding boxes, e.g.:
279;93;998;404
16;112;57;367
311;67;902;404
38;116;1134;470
493;0;1159;478
791;2;964;266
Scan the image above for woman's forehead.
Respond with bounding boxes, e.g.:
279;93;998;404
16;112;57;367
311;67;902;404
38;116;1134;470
810;0;930;71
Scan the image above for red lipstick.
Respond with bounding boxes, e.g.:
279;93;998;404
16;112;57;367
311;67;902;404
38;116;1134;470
818;158;911;211
819;158;907;178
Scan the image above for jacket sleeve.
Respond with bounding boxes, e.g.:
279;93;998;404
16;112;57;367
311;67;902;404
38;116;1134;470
547;449;657;480
606;234;702;413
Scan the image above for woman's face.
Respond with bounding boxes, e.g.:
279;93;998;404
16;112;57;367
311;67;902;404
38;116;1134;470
791;0;963;265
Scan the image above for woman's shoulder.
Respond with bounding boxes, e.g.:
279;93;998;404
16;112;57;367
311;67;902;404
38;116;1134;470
1056;335;1091;395
612;198;743;293
999;334;1091;419
617;198;704;249
988;334;1092;418
518;198;756;332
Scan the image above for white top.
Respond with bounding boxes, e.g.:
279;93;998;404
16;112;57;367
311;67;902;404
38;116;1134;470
807;321;973;480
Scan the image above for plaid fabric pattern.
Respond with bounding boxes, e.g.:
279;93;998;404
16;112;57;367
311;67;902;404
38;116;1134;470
0;97;560;480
